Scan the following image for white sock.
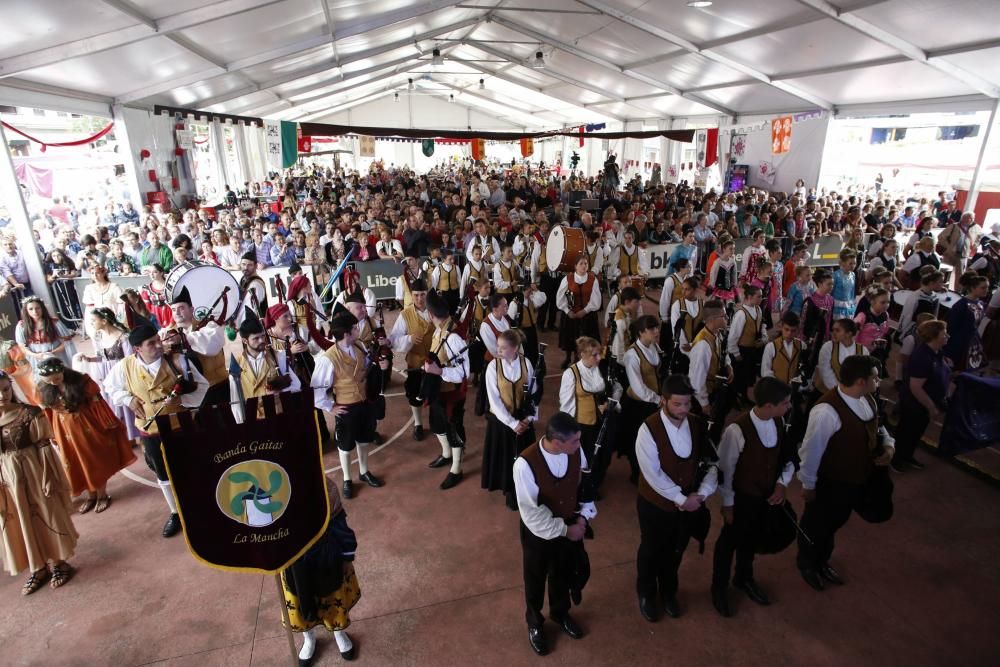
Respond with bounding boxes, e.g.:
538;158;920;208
339;451;351;481
333;630;353;653
436;434;452;459
299;629;316;660
157;480;177;513
357;443;371;475
410;406;423;426
450;447;463;474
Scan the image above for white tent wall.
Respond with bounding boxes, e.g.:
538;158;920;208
116;106;197;207
717;114;831;194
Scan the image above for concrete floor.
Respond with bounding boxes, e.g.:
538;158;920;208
2;307;999;667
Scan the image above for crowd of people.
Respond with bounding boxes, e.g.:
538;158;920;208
1;157;998;662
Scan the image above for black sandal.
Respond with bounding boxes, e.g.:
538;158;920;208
94;496;112;514
22;568;50;596
49;563;74;590
78;497;96;514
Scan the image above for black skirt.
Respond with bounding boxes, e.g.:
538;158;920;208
559;311;601;352
617;394;658;458
481;413;536;494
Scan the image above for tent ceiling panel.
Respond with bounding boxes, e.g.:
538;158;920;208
851;0;1000;52
624;93;734;118
937;47;1000;89
126;0;216;20
538;17;678;65
19;36;212;98
636;53;751;91
696;82;817;115
787;60;976;106
708;18;901;77
0;0;136;60
159;74;265;109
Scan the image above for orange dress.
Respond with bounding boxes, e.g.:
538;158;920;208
45;377;137;496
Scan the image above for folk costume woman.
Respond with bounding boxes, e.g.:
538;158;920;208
37;358;136;514
556;255;601;369
14;296;74;376
944;272;990;372
75;307;141;440
0;371;78;595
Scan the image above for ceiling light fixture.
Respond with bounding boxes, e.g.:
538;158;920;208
687;1;713;7
394;92;400;102
408;78;414;90
449;93;455;103
431;48;444;66
479;78;485;90
531;51;545;69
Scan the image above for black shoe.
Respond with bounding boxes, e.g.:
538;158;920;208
711;587;732;618
735;579;771;606
505;493;518;511
527;627;548;656
800;568;825;591
359;471;384;488
372;432;383;445
906;458;926;471
342;480;353;499
428;455;452;469
162;513;181;538
662;596;681;618
340;645;355;661
556;614;583;639
440;471;463;490
639;596;660;623
819;564;844;585
413;425;425;441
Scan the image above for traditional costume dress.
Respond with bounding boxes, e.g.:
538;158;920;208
727;303;766;396
944;295;986;372
619;340;661;482
832;269;857;319
558;361;613;490
710;256;738;301
483;354;538;508
15;316;73;377
670;297;704;374
87;329;140;439
556;271;601;353
0;402;78;577
511;289;547;364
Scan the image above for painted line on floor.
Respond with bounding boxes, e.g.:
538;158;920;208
121;468;159;489
325;415;415;474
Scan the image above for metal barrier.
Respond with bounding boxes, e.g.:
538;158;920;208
51;278;84;326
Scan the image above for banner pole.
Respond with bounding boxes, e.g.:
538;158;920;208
274;573;299;667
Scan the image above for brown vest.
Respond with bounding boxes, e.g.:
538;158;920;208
816;389;878;485
567;273;596;313
570;364;600;426
769;338;801;385
737;306;763;347
520;441;582;522
637;412;705;512
732;412;788;498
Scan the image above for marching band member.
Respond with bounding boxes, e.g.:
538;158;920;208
814;319;869;396
670;276;705;373
556;256;601;370
689;300;734;444
619;316;663;484
604;275;645;328
797;355;894;591
464;220;500;266
459;244;487;301
231;307;300;423
430;248;461;314
610;287;642;364
510;283;547;364
389;279;434;441
311;307;388;500
532;221;560;332
898;269;944;336
478;293;513;364
558;336;609;489
466;279;493;385
484;329;539;510
333;280;376;320
167;286;230;407
424;291;470;490
762;312;803;385
711;377;795;617
900;236;941;289
493;245;521;297
659;257;691;352
610;230;648;280
395;253;424;310
514;412;596;656
585;230;605;278
727;285;766;401
635;374;717;622
105;320;208;537
237;252;268;324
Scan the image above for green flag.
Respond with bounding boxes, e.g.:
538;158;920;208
280;121;297;168
422;139;435;157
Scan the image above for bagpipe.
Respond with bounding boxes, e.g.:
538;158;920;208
513;343;547;422
416;314;476;406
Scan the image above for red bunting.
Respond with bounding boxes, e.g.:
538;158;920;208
520;138;534;158
471;138;485;161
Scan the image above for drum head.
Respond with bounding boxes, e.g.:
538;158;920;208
547;227;566;271
166;261;242;323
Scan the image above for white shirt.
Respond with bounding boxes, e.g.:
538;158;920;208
556;273;602;314
508;289;547;325
558;361;605;416
180;320;225;357
689;329;725;408
376;238;403;260
605;292;644;326
816;340;868;390
459;260;485;299
230;349;301;422
435;331;471;385
717;410;794;506
485;356;537;430
388;306;431;357
309;342;368;412
478;313;510;358
492;259;520;292
636;412;719;506
514;442;597;540
761;338;798;378
464;234;500;265
104;354;209;411
727;305;763;357
623;341;661;404
659;274;683;321
798;387;894;490
670;299;701;352
611;309;634;360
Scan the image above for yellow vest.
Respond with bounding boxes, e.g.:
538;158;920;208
570;364;599;426
693;328;721;395
769;339;801;385
432;320;458;393
816;341;863;393
437;265;458;291
681;298;704;343
738;306;762;347
473;298;489;327
122;355;184;435
401;269;421;310
401;306;434;369
519;296;536;328
670;275;684;303
356;318;373;346
467;262;484;288
238;351;279;400
497;355;528;415
497;261;518;294
619;247;639;275
626;343;659;401
323;342;368;405
196;349;228;386
588;245;599;270
537;241;548;273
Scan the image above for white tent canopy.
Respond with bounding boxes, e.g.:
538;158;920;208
1;0;999;126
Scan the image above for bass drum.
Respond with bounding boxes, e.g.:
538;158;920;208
165;260;242;324
546;225;587;273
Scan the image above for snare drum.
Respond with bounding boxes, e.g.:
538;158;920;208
625;275;647;297
165;260;241;324
546;225;587;273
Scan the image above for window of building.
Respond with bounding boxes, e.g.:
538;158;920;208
937;125;979;141
870;127;907;144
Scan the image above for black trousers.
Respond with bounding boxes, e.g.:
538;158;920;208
404;369;423;407
796;478;865;571
430;394;466;448
711;494;768;588
520;522;573;629
538;273;561;329
619;396;658;479
893;395;930;464
636;495;692;600
521;325;539;365
735;345;763;397
140;435;168;482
